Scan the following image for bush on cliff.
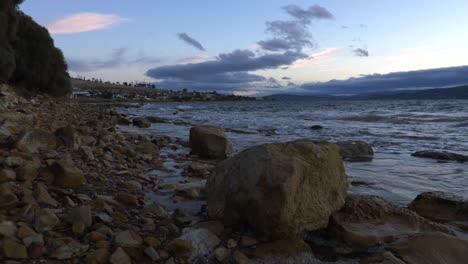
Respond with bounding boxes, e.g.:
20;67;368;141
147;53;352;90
0;0;71;96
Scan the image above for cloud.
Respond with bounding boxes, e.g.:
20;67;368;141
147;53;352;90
177;33;206;51
301;65;468;95
353;48;369;57
258;4;333;52
176;54;214;65
146;49;306;92
67;48;162;72
282;76;292;80
47;13;130;34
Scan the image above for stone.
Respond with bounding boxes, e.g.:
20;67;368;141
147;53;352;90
4;156;24;167
240;236;258;247
79;146;95;160
16;128;55;153
412;150;468;163
231;250;251;264
337;141;374;161
142;204;168;218
34;182;58;206
135;142;159;156
2;238;28;259
133;118;151;128
51;238;89;260
389;232;468;264
189;125;233;159
244;239;312;259
409;191;468;225
330;195;452;247
0;221;17;238
206;139;348;240
34;208;60;232
227;238;237;249
166;239;193;256
114;230;143;247
117;116;131;125
192;221;224;236
50;158;87;188
215;247;230;262
110;247;131;264
119;180;142;190
168;228;220;259
0;168;16;183
54;125;81;149
17;224;36;239
16;162;39;182
0;184;18;208
360;251;405;264
85;249;109;264
310;125;323;130
69;205;93;228
144;247;160;261
116;193;140;208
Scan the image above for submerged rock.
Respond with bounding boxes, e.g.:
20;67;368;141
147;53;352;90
337;141;374;161
330;195;452;247
412;150;468;163
189;125;233;159
206;139;348;240
132;117;151;128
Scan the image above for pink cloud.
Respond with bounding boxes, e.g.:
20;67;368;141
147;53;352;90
176;54;214;65
48;13;130;34
291;48;338;68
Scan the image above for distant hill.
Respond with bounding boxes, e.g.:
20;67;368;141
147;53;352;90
265;85;468;100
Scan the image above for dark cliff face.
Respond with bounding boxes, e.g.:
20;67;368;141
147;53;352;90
0;0;71;97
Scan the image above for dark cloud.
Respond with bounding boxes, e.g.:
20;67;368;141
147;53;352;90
258;4;333;52
67;48;162;72
301;65;468;95
282;76;292;80
353;48;369;57
146;49;306;92
177;33;206;51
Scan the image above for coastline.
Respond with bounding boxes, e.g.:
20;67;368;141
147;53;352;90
1;85;467;263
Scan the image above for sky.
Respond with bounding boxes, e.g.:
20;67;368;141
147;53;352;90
21;0;468;95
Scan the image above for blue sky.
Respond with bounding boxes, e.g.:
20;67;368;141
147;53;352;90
21;0;468;95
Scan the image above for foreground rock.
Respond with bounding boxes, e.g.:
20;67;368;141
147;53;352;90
412;150;468;162
206;139;348;240
16;129;55;153
189;125;233;159
337;141;374;161
330;195;452;247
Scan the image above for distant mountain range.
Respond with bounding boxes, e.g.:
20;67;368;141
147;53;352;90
264;85;468;100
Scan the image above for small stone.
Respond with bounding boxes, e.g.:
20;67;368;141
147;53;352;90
0;221;17;238
50;158;86;188
69;205;93;227
120;180;142;190
133;118;151;128
51;239;89;260
231;250;251;264
165;239;193;256
85;249;110;264
227;238;237;249
142;203;168;218
240;236;258;247
116;193;140;208
72;222;86;236
0;168;16;183
16;128;55;153
22;234;44;248
88;231;107;242
114;230;143;247
2;238;28;259
144;247;160;261
34;208;60;232
215;247;230;262
95;240;111;249
34;183;58;206
17;224;36;239
110;247;131;264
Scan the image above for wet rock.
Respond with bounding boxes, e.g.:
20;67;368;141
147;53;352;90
16;128;55;153
110;247;131;264
185;163;214;178
244;239;312;259
360;251;405;264
79;146;95;160
85;249;110;264
114;230;143;247
50;158;87;188
0;184;19;208
117;116;131;125
142;203;169;218
412;150;468;162
133;118;151;128
206;139;348;240
310;125;323;130
116;193;140;208
175;186;205;200
192;221;224;236
189;125;233;159
54;125;81;149
389;232;468;264
134;142;159;156
2;238;28;259
176;228;220;258
337;141;374;161
330;195;452;247
166;239;193;257
34;208;60;232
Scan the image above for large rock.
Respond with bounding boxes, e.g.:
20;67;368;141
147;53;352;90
16;128;55;153
337;141;374;161
206;139;348;240
330;195;452;247
189;125;233;159
50;158;87;188
389;232;468;264
411;150;468;163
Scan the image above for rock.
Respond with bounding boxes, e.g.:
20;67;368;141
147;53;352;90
185;163;214;178
175;186;205;200
0;184;18;208
215;247;230;262
227;238;237;249
85;249;109;264
0;85;19;107
17;224;36;239
4;156;24;167
51;238;89;260
330;195;452;247
110;247;131;264
34;208;60;232
244;239;312;259
16;128;55;153
114;230;143;247
240;236;258;247
0;168;16;183
54;126;81;149
119;180;142;190
409;191;468;229
231;250;251;264
16;162;39;182
69;205;93;228
310;125;323;130
133;118;151;128
337;141;374;161
117;116;131;125
206;139;348;240
135;142;159;156
176;228;220;258
192;221;224;236
189;125;233;159
389;232;468;264
79;146;95;160
360;251;405;264
142;204;168;218
166;239;193;256
2;238;28;259
412;150;468;162
116;193;140;208
0;221;17;238
50;158;87;188
144;247;160;261
34;183;58;206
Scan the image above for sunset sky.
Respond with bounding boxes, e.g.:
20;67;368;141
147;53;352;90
21;0;468;95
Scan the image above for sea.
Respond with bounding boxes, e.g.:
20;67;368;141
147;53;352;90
119;99;468;206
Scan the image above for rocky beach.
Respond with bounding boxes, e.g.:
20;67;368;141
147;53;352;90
1;84;468;264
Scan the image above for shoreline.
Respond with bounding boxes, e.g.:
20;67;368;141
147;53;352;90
1;86;467;263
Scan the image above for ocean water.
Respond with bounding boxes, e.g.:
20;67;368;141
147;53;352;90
120;100;468;205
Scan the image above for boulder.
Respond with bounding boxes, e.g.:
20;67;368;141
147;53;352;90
330;195;452;247
337;141;374;161
50;158;87;188
389;232;468;264
16;128;55;153
133;118;151;128
206;139;348;240
409;191;468;229
54;126;81;149
189;125;233;159
412;150;468;163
